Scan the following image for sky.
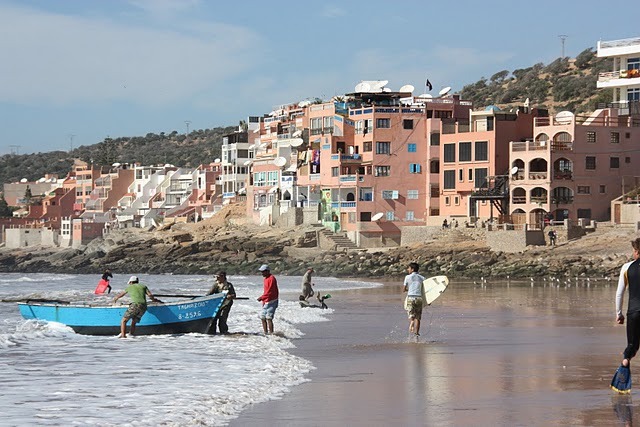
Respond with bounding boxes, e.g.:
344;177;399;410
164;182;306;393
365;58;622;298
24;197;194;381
0;0;638;155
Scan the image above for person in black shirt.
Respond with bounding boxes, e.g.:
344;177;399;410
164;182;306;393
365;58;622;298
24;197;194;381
616;238;640;367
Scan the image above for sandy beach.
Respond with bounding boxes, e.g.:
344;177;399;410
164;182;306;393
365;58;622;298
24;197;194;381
231;279;634;426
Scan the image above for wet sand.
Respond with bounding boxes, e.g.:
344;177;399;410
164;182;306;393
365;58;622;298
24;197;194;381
231;279;634;426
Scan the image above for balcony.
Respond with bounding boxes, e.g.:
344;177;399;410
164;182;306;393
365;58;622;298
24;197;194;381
331;201;357;209
330;154;363;163
528;172;547;180
551;141;573;151
551;197;573;205
512;196;526;204
553;170;573;180
530;196;548;204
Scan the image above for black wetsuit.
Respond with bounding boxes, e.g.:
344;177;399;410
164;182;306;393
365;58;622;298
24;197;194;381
621;259;640;360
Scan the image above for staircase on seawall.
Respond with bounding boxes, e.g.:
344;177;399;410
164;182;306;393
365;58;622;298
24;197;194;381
318;227;359;251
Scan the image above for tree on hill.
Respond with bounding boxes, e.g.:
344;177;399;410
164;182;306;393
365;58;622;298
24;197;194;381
0;194;12;217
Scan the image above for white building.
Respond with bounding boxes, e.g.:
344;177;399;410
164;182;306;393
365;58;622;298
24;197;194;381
597;36;640;114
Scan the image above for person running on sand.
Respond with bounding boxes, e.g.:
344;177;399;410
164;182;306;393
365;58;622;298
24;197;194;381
257;264;279;334
403;262;425;337
616;238;640;368
113;276;161;338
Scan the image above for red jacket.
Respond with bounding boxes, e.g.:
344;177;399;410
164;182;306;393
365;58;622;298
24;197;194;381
258;274;279;304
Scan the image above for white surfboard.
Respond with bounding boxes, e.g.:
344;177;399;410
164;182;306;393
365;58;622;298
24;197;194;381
404;275;449;309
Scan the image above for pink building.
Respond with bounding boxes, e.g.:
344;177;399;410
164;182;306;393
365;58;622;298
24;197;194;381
510;108;640;225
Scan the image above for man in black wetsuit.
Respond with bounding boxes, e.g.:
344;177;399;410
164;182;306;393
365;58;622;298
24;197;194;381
616;238;640;368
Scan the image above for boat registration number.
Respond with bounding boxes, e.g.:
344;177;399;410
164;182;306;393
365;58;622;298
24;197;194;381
178;311;202;320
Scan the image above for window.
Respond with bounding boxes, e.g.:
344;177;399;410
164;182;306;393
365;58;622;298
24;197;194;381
600;185;606;194
577;208;592;219
407;190;419;199
430;132;440;146
355;120;363;134
586;131;596;143
444;144;456;162
577;186;591;194
407;143;417;152
406;211;415;221
382;190;395;199
629;57;640;70
267;171;278;186
374;166;390;177
403;119;413;130
254;171;266;186
445;196;450;205
376;142;391;154
626;132;631;139
475;168;488;188
386;211;394;220
430;160;440;174
310;117;322;135
360;212;372;221
629;88;640;102
376;118;391;128
331;167;339;177
611;132;620;144
475;141;488;161
444;170;456;189
409;164;422;173
468;169;473;180
586;156;596;170
626;157;631;164
363;141;372;152
364;119;373;133
454;196;460;205
459;142;472;162
610;157;620;169
458;169;463;181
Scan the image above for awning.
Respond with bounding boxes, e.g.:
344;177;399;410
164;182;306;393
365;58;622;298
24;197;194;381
268;186;278;194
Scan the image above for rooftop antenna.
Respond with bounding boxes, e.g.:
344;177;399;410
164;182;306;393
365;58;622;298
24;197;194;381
9;144;20;155
68;133;76;152
185;120;192;136
558;35;568;58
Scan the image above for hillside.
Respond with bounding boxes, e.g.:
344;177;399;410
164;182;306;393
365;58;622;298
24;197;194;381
460;48;613;113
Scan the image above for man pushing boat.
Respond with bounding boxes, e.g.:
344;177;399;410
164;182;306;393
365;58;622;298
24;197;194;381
113;276;161;338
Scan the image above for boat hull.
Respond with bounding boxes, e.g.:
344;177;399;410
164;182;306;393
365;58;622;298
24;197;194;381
18;294;226;336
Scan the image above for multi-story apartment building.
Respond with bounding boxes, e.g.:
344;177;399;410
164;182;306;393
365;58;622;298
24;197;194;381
510;108;640;225
597;36;640;114
220;119;260;200
438;106;538;221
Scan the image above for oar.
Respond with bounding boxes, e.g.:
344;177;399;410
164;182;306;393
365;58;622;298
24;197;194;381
154;294;250;300
4;298;72;305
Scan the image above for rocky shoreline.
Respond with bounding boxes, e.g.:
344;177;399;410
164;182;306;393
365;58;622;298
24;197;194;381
0;213;635;280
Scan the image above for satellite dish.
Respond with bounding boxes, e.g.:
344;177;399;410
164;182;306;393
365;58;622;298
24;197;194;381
371;212;384;221
355;81;371;92
273;157;287;167
439;86;452;96
510;166;519;176
555;111;574;124
374;80;389;89
243;160;252;166
399;84;415;93
214;158;221;163
299;100;311;107
292;130;302;138
418;93;433;99
289;138;304;147
382;87;392;92
20;178;28;183
112;162;121;167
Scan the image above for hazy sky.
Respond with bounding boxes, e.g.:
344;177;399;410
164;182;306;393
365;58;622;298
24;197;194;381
0;0;637;154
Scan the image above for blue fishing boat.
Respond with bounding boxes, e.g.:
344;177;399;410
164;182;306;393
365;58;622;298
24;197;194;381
18;293;226;336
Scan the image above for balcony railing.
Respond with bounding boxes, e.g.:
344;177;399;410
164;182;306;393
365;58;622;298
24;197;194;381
530;196;548;204
330;154;362;162
553;170;573;180
512;141;527;151
512;196;526;204
528;172;547;180
330;201;357;209
551;141;573;151
551;197;573;205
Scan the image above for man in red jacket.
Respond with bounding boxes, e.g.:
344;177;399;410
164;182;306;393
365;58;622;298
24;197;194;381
257;264;279;334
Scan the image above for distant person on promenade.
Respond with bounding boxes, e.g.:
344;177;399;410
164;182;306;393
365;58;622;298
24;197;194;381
615;238;640;368
113;276;161;338
300;267;315;301
548;229;557;246
94;269;113;294
403;262;426;337
442;219;448;230
206;270;236;334
257;264;279;334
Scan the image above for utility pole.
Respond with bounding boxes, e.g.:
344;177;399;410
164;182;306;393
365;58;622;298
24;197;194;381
558;35;568;58
68;134;76;152
185;120;192;136
9;144;20;155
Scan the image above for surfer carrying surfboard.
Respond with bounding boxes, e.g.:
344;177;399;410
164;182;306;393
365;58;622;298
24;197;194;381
403;262;426;337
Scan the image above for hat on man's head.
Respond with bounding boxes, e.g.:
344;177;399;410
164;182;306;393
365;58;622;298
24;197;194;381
258;264;270;272
216;270;226;277
128;276;139;283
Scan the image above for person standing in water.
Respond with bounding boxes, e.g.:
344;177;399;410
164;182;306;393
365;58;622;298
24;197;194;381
257;264;279;335
206;271;236;334
113;276;161;338
300;267;315;301
616;238;640;368
403;262;425;337
94;269;113;294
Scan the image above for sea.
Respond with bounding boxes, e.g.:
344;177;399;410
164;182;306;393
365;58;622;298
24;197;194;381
0;273;381;426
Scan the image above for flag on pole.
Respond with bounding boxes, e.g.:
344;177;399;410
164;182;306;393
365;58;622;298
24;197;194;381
426;79;433;91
